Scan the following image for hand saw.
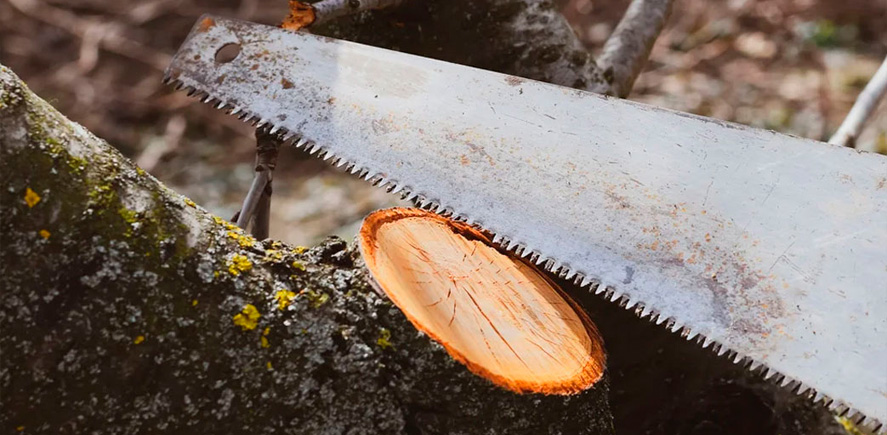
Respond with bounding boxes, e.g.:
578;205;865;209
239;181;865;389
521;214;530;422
165;16;887;430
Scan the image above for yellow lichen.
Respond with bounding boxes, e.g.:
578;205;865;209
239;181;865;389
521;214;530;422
133;335;145;344
232;304;261;330
213;215;240;231
835;416;865;435
266;361;273;370
293;246;308;254
227;230;255;248
24;187;41;208
304;290;329;308
192;299;198;306
227;254;252;276
16;426;24;432
136;167;146;176
39;229;50;239
261;336;270;348
291;261;306;271
184;198;196;207
263;249;284;262
274;289;297;310
376;328;393;349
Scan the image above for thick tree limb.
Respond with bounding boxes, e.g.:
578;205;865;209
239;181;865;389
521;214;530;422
591;0;674;97
0;65;613;434
829;56;887;148
314;0;607;91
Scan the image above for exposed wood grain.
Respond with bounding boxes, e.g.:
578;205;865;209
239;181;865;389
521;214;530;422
359;208;606;395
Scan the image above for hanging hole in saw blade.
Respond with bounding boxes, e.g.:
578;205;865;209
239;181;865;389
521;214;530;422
215;42;241;64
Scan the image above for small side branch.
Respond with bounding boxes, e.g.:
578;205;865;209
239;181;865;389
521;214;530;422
829;57;887;148
235;129;281;239
282;0;403;31
592;0;674;97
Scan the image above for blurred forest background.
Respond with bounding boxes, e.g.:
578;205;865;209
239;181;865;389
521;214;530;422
1;0;885;247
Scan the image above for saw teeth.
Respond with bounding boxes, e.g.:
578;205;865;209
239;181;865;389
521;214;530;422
169;79;887;434
624;298;638;310
638;306;653;319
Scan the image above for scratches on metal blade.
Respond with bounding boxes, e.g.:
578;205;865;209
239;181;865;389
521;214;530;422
165;75;884;434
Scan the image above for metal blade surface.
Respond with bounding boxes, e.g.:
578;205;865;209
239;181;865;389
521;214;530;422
166;16;887;429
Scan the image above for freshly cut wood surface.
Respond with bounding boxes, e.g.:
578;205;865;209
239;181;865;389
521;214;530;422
359;208;605;394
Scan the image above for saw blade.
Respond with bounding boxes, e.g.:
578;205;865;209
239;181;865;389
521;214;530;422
165;16;887;430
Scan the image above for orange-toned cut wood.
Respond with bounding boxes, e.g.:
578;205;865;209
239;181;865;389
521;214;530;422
281;0;316;31
359;208;605;394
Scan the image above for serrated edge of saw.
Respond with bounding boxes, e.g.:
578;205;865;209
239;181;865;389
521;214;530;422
163;73;885;434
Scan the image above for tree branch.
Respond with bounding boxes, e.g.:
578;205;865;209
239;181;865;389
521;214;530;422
313;0;607;91
591;0;674;97
0;64;614;434
828;56;887;148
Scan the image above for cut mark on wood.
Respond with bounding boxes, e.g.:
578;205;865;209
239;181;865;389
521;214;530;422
359;208;606;394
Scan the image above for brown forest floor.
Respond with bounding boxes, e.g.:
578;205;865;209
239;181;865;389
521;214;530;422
1;1;885;434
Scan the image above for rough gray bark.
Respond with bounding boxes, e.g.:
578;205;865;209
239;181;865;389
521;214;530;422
0;65;614;434
314;0;608;91
313;0;406;27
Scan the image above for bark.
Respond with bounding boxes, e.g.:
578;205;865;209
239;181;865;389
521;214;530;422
828;56;887;148
313;0;608;91
0;65;614;434
592;0;674;97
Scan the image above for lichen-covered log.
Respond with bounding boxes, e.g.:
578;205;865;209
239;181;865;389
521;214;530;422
313;0;609;92
0;66;614;433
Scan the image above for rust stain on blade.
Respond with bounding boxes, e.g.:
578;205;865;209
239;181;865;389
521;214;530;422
198;17;215;32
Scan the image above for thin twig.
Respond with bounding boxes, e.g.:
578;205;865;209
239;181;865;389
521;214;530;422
829;57;887;148
252;185;272;240
235;130;282;238
593;0;675;97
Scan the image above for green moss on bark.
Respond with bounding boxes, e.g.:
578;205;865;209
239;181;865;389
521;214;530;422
0;65;614;434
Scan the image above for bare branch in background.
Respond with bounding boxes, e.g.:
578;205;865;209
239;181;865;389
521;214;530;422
282;0;404;31
829;57;887;148
591;0;674;97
